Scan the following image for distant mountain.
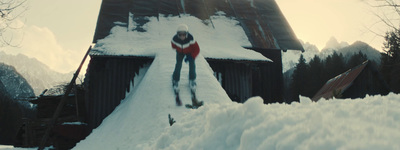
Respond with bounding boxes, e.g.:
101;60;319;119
322;37;349;50
282;39;382;73
0;63;34;99
336;41;381;64
318;41;381;64
0;79;10;99
0;51;72;95
282;40;319;72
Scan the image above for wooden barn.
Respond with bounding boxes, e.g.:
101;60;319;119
15;89;90;149
311;60;390;101
85;0;304;129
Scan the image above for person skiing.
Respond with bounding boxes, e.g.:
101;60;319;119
171;24;202;107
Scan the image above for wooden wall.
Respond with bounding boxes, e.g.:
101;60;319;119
207;49;284;104
85;56;153;129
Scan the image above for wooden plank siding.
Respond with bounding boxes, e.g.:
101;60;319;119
84;56;153;129
206;49;283;104
207;59;253;103
249;48;284;103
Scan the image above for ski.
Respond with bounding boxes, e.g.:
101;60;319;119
185;87;203;109
173;80;203;108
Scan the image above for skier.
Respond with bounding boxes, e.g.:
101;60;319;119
171;24;202;108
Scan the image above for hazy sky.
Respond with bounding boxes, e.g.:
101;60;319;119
2;0;102;73
1;0;396;73
276;0;394;51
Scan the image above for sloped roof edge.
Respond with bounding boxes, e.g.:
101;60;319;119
311;61;369;101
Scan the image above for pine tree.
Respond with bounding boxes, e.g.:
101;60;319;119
0;92;23;144
347;51;368;69
381;29;400;93
324;51;346;80
307;55;324;98
291;54;309;101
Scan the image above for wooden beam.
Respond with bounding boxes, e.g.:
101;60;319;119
38;46;92;150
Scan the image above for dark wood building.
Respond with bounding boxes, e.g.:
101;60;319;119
311;60;390;101
15;91;90;149
85;0;304;129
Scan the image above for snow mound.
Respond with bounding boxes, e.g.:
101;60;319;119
141;94;400;150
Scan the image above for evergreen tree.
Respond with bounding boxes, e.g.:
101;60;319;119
324;51;346;80
323;55;333;82
381;29;400;93
347;51;368;69
307;55;324;97
290;54;309;102
0;81;35;144
0;91;23;144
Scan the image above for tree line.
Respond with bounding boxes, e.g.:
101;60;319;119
381;28;400;93
284;51;370;103
286;29;400;103
0;86;36;145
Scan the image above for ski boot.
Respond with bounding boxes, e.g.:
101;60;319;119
172;80;182;106
189;80;197;93
186;80;203;109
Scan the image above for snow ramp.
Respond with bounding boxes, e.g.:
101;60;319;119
74;50;232;149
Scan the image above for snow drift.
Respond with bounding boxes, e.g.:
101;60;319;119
74;88;400;150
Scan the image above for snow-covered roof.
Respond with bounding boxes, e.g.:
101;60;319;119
91;15;272;62
93;0;304;52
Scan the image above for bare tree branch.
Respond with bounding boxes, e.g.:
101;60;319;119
0;0;27;47
364;0;400;42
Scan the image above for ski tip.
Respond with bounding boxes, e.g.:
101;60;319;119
185;103;203;109
185;104;194;109
176;101;182;106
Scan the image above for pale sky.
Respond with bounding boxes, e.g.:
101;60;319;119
276;0;393;51
1;0;395;73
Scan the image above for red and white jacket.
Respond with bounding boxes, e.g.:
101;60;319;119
171;33;200;59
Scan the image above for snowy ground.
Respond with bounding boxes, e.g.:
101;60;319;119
5;81;399;150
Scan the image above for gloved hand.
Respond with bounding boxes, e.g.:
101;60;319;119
184;55;193;63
